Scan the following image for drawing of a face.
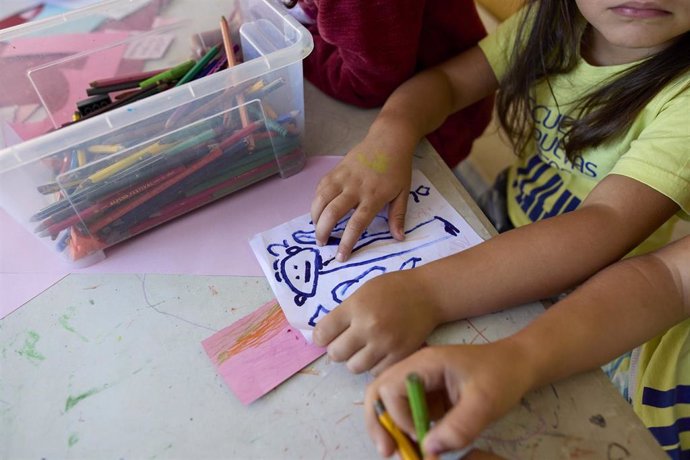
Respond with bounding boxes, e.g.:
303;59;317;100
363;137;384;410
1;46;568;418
279;246;321;306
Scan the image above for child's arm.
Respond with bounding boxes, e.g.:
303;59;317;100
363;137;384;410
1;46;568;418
313;173;680;373
311;46;498;261
364;235;690;457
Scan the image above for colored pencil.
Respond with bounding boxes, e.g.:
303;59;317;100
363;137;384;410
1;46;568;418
220;15;253;147
90;68;171;88
86;80;142;96
139;60;195;89
175;45;220;87
406;373;430;455
374;400;420;460
86;121;261;234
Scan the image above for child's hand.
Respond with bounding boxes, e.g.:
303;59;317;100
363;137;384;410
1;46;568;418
312;269;439;375
311;140;414;262
364;343;534;457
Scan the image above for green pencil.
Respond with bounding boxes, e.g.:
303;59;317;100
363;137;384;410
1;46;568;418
139;60;196;89
175;45;220;87
406;372;430;454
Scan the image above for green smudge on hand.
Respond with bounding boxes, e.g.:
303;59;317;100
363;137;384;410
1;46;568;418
16;331;45;363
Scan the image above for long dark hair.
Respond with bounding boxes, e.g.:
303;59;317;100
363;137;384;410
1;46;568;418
496;0;690;159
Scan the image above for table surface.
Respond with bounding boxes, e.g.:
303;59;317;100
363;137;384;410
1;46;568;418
0;83;666;459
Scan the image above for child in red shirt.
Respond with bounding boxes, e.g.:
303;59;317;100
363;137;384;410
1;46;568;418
284;0;493;166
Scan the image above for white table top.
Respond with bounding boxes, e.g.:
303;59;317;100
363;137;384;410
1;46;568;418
0;83;666;459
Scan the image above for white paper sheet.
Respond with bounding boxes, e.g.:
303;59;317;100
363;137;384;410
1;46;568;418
251;169;485;341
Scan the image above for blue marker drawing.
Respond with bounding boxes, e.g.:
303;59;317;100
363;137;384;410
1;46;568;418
267;214;458;307
252;173;481;336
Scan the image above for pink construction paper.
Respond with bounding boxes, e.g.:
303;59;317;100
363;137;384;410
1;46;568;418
4;31;130;136
0;156;342;318
0;32;131;58
202;299;325;405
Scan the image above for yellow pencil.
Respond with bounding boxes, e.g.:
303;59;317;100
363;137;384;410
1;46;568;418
82;141;167;185
375;400;420;460
87;144;124;155
76;149;87;167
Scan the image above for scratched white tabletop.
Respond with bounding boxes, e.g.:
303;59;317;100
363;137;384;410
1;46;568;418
0;84;665;459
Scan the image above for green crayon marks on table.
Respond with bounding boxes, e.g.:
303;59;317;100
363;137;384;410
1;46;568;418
16;331;45;363
68;433;79;447
65;387;103;412
58;308;89;342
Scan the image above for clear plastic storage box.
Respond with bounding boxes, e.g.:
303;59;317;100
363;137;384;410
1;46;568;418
0;0;313;266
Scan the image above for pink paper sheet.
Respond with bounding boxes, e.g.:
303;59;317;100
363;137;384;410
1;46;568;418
202;299;325;405
0;156;342;318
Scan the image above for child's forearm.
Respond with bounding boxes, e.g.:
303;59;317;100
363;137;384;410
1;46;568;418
512;237;690;390
372;69;458;142
416;176;680;323
366;47;498;150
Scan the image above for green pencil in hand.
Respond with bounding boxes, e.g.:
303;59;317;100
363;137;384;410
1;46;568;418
406;372;430;454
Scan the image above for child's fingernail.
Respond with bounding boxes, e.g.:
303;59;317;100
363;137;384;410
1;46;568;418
336;252;345;262
316;239;324;247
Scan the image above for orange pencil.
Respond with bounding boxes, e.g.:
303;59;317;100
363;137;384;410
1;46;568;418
220;15;254;149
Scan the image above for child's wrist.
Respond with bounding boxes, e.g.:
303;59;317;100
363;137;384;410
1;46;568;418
501;332;553;391
369;112;422;151
413;265;454;325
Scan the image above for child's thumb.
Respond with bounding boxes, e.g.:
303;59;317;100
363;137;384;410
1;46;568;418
422;391;492;455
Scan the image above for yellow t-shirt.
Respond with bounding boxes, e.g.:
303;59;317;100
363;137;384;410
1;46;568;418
478;11;690;256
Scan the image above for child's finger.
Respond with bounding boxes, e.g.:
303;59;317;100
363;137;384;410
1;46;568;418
311;179;341;227
312;304;351;347
336;204;381;261
379;389;416;436
387;190;409;241
364;386;398;457
313;193;359;246
423;384;494;455
346;344;385;374
324;326;366;363
369;353;397;377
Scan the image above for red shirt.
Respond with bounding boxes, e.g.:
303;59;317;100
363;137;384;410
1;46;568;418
297;0;493;166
